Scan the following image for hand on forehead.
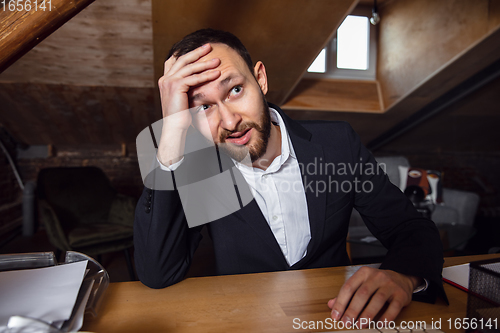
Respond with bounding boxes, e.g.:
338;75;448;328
196;44;249;73
188;44;251;99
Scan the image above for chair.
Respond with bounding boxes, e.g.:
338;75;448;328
349;156;480;258
37;167;136;280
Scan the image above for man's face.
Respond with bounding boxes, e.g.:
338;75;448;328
188;44;271;162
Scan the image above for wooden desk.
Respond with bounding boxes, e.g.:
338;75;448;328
83;254;500;333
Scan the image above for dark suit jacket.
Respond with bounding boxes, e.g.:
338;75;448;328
134;104;447;304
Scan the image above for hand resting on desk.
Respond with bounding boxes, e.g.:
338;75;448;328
328;266;422;326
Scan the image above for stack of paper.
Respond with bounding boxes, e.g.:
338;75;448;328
0;260;90;332
442;263;469;291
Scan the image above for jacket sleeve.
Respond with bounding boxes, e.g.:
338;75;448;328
134;173;202;289
133;133;226;289
345;124;448;304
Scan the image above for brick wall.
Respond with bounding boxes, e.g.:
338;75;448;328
1;143;145;238
17;144;144;200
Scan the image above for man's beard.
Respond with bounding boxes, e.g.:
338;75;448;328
217;93;271;163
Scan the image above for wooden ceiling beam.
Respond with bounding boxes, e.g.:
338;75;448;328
0;0;95;73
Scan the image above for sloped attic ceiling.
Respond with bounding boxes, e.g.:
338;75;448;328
1;0;499;152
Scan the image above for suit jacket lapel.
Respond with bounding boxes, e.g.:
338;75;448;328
273;104;327;268
219;152;288;264
229;104;327;268
232;199;289;265
288;128;327;268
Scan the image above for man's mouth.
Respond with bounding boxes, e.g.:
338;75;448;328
225;128;252;145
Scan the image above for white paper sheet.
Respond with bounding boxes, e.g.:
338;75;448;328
442;263;469;290
62;278;94;332
0;260;88;327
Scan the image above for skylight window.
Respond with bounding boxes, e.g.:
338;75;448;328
306;9;376;80
337;15;369;70
307;48;326;73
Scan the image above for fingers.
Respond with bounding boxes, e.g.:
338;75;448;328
357;288;392;325
327;298;336;309
329;268;414;326
182;69;221;89
165;43;213;76
159;43;221;97
330;266;369;320
159;63;220;92
174;58;220;80
163;55;177;76
341;279;380;322
379;295;406;323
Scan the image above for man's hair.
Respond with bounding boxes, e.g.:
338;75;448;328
167;29;254;73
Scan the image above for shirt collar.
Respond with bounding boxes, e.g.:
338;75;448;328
233;107;296;173
270;107;296;160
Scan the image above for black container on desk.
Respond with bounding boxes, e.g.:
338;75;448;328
467;258;500;333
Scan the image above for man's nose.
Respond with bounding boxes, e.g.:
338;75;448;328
218;103;242;131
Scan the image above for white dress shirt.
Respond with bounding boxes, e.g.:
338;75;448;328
158;108;311;266
233;108;310;266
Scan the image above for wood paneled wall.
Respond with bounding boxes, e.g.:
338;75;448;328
378;75;500;153
0;0;154;88
377;0;500;110
0;83;156;145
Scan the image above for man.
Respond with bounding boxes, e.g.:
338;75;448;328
134;29;446;325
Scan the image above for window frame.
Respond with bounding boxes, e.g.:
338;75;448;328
306;6;377;81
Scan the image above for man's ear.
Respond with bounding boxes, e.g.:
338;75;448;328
253;61;268;95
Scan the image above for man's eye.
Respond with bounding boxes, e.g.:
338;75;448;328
197;104;211;112
230;85;242;96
